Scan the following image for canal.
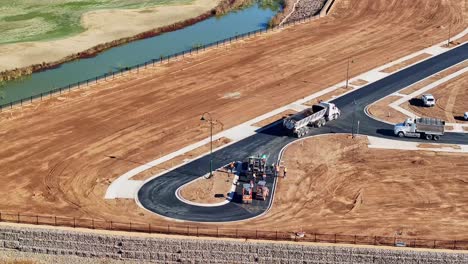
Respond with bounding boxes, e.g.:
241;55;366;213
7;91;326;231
0;0;281;105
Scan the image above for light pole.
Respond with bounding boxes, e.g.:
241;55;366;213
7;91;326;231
200;112;214;178
346;58;354;89
352;99;357;138
447;22;452;47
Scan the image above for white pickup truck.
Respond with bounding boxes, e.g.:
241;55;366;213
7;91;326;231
422;94;436;107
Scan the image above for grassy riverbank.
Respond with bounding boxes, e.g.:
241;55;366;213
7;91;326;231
0;0;193;45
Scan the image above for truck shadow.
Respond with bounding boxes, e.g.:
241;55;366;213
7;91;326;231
409;98;425;107
454;116;467;122
375;128;396;137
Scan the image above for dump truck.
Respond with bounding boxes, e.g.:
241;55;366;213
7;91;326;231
394;117;445;140
283;102;341;138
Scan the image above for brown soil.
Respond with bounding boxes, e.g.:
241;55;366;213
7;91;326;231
417;143;461;150
400;71;468;123
0;0;465;237
380;53;432;73
349;79;368;86
399;61;468;95
179;171;235;204
252;110;298;127
258;134;468;239
132;137;231;180
304;86;353;106
367;96;409;124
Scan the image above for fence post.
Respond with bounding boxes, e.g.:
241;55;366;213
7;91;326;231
92;219;95;229
36;215;39;225
314;233;317;242
54;216;57;226
374;236;377;245
129;222;132;232
187;226;189;236
149;224;151;234
275;230;278;240
73;218;76;228
354;235;357;244
235;229;238;238
17;213;20;223
433;240;436;249
334;234;337;243
167;224;170;234
110;221;113;230
255;230;258;239
453;240;456;250
196;226;198;237
217;227;219;237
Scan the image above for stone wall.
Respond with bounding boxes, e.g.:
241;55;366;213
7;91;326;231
0;225;467;263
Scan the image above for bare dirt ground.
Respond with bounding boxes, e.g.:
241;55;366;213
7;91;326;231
179;171;234;204
304;86;353;105
0;0;466;238
401;71;468;123
253;134;468;240
252;110;297;127
367;95;409;124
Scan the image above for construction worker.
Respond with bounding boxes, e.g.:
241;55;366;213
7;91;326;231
253;172;256;181
275;165;280;177
283;166;287;178
229;161;235;174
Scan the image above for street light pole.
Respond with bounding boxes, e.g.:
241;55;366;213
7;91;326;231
346;58;353;89
200;112;214;177
352;99;356;138
447;22;452;47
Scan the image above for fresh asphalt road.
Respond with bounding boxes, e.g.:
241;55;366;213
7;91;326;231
137;43;468;222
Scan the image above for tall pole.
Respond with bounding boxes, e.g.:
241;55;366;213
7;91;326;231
346;58;350;89
201;112;214;178
447;22;452;47
352;99;356;138
210;118;213;177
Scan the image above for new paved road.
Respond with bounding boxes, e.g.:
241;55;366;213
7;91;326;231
137;43;468;222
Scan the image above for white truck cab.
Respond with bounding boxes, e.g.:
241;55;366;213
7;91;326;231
464;112;468;120
394;117;445;140
422;94;436;107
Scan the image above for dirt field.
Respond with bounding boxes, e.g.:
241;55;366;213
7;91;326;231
252;110;297;127
179;171;234;204
254;134;468;239
401;71;468;123
0;0;466;238
367;95;410;124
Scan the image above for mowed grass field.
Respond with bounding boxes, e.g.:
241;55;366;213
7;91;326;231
0;0;192;44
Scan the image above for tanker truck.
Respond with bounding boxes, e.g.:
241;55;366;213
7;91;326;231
283;102;341;138
394;117;445;140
